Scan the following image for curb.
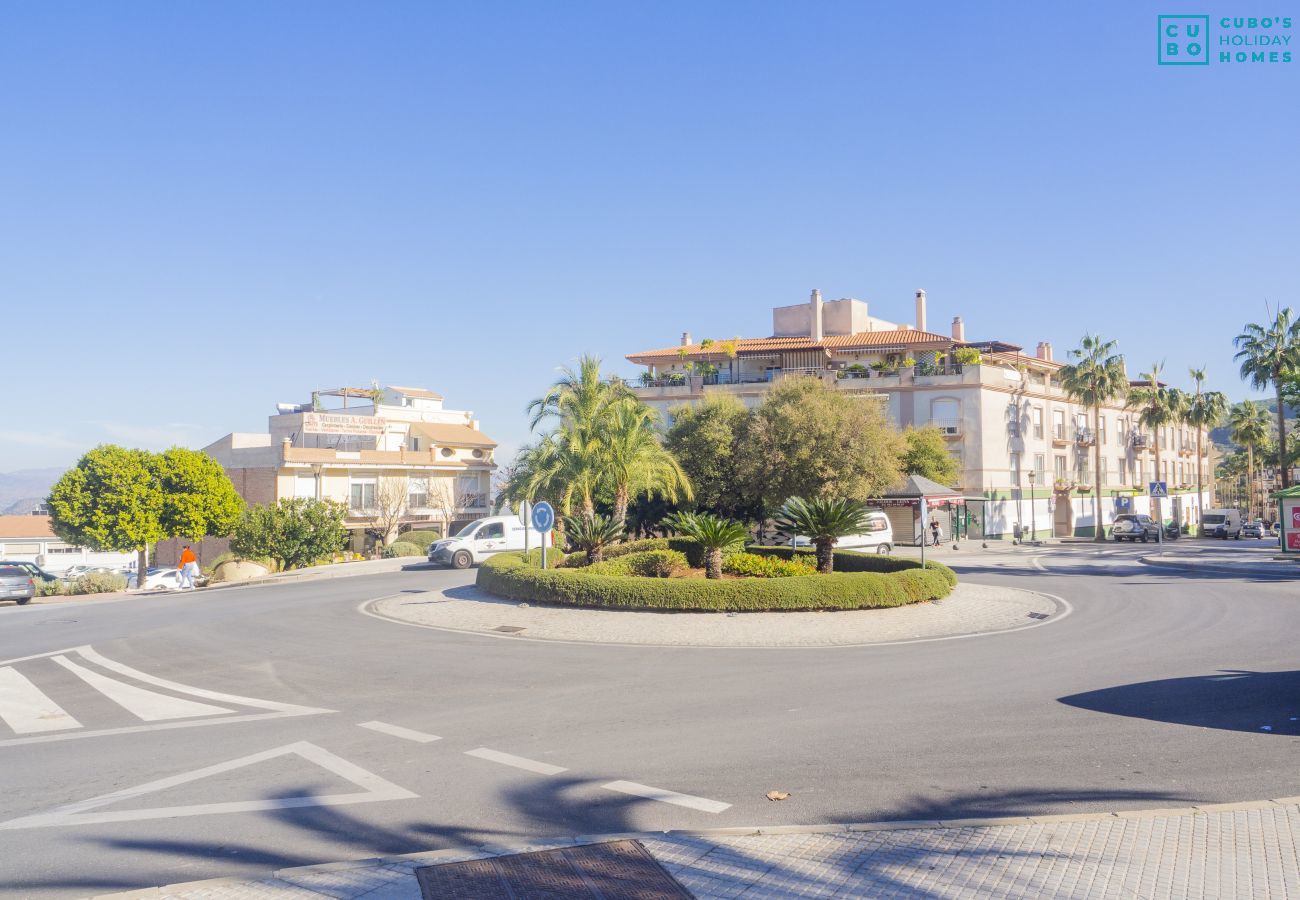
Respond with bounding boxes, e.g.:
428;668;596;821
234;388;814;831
1137;556;1297;579
204;558;426;593
90;796;1300;898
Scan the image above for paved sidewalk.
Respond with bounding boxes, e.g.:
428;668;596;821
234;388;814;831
95;799;1300;899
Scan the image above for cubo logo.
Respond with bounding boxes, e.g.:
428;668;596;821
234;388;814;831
1159;15;1210;64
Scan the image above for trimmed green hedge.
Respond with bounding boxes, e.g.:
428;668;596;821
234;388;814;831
383;541;425;558
476;550;953;612
723;552;816;578
748;546;957;588
398;529;443;549
587;549;689;578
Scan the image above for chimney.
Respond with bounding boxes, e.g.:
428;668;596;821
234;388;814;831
681;332;692;346
951;316;965;342
810;289;824;341
915;290;927;333
1036;341;1053;361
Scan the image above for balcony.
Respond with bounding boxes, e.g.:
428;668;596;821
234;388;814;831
1051;429;1070;448
1130;433;1150;449
1074;428;1096;447
929;418;962;438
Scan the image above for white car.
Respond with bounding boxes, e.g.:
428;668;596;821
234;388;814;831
428;515;551;569
126;567;205;590
791;509;895;554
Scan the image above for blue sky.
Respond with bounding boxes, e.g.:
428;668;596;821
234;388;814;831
3;1;1297;472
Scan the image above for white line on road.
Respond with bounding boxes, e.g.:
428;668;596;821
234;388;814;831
601;780;731;814
0;667;82;734
464;747;568;775
51;655;234;721
358;721;442;743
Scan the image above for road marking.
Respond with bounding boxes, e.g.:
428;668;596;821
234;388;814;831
51;655;234;721
358;721;442;743
0;667;82;734
0;741;417;830
601;780;731;814
464;747;568;775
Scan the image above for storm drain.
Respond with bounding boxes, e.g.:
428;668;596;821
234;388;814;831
415;840;693;899
1027;612;1050;620
494;625;527;634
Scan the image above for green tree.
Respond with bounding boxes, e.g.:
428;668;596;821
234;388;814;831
775;497;872;573
663;395;754;519
562;513;624;564
230;498;348;571
47;446;166;588
738;379;905;508
1184;368;1229;531
665;511;748;579
1125;362;1188;527
900;426;960;486
1058;335;1128;541
1234;308;1300;488
157;447;245;541
1229;401;1272;520
601;401;692;528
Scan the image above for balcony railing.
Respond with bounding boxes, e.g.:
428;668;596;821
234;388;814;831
929;418;962;437
1075;428;1095;446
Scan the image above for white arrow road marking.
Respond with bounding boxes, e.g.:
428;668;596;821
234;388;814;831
464;747;568;775
358;721;442;743
51;655;234;721
0;741;417;830
0;667;81;733
602;780;731;814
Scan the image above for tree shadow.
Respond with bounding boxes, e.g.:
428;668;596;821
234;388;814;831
1060;669;1300;736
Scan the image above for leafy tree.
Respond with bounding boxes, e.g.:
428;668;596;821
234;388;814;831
156;447;244;541
1229;401;1271;520
663;395;754;519
1184;368;1229;530
774;497;872;573
562;513;624;564
1058;335;1128;541
737;379;905;507
665;511;747;579
601;401;692;527
47;446;166;588
1125;362;1188;527
230;498;348;571
901;426;960;486
1234;308;1300;488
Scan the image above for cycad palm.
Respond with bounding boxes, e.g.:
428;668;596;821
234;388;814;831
1229;401;1271;520
775;497;873;573
1234;308;1300;488
1185;367;1229;531
1058;335;1128;541
665;511;748;579
562;513;624;564
601;402;693;528
1125;362;1188;528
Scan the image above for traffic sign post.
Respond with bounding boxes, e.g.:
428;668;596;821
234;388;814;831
530;501;556;569
517;501;532;557
1149;482;1168;546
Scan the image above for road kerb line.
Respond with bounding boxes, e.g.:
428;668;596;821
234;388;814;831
358;721;442;743
601;780;731;814
464;747;567;775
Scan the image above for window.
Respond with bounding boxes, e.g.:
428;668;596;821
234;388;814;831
1118;459;1127;485
1052;409;1066;440
1032;407;1043;439
294;474;317;500
408;477;429;509
1098;458;1108;485
1034;453;1045;481
1010;452;1020;483
476;522;504;540
349;477;376;510
409;435;421;451
929;398;960;435
1097;415;1106;445
1054;455;1067;480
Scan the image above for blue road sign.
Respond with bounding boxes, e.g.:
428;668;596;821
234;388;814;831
530;501;555;532
1149;481;1168;498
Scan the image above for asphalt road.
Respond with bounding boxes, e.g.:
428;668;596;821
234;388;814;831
0;543;1296;897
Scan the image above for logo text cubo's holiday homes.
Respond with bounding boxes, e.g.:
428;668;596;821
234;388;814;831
1158;15;1293;65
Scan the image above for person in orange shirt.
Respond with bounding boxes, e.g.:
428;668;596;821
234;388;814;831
177;544;198;591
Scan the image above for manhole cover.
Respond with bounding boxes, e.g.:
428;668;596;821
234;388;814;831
1026;612;1050;620
415;840;692;899
494;625;527;634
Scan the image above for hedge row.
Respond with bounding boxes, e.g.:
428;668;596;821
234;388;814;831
748;546;957;588
476;551;953;612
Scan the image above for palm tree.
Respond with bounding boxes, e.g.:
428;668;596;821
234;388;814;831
526;354;632;431
562;513;624;564
1229;401;1271;520
665;511;748;579
601;402;692;528
1057;335;1128;542
1185;367;1229;532
1125;362;1188;530
775;497;873;573
1234;308;1300;488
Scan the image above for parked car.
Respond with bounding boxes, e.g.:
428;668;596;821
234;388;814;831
1111;514;1162;542
0;564;36;605
126;567;207;590
59;565;119;583
1201;509;1244;539
791;509;895;554
428;515;549;569
1242;520;1266;539
0;560;58;582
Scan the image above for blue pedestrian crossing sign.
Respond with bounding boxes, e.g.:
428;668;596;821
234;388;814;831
530;501;555;533
1149;481;1168;498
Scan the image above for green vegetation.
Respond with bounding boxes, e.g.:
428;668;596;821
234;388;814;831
1234;308;1300;489
382;541;425;558
1185;367;1229;529
774;497;874;573
586;549;689;578
664;511;748;578
36;572;129;596
901;427;960;486
1126;362;1188;525
722;552;816;578
230;498;349;571
397;529;442;549
562;513;625;564
1228;401;1272;519
1058;335;1128;542
663;395;754;522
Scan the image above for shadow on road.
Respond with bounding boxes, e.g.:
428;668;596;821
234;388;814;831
1060;669;1300;736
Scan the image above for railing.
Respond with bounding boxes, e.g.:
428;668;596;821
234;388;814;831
929;418;962;437
1075;428;1095;446
1130;433;1150;448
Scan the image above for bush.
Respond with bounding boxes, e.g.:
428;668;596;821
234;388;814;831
71;572;127;594
603;537;670;559
230;498;348;571
398;529;442;549
747;546;957;588
723;552;816;578
382;541;425;558
587;550;689;578
477;551;953;612
36;579;67;596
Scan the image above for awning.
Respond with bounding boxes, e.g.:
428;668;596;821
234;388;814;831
877;474;964;501
410;423;497;449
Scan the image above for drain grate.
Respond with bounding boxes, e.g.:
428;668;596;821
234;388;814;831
494;625;527;634
416;840;692;899
1026;612;1050;620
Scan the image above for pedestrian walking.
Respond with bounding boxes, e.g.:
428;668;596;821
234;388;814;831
930;518;942;547
178;544;199;590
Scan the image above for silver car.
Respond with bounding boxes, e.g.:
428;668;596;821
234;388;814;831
0;564;36;605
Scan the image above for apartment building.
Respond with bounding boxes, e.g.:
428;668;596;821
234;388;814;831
203;385;496;550
626;290;1215;540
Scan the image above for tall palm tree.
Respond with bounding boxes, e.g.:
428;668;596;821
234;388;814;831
526;354;633;431
1229;401;1271;520
1185;367;1229;532
1234;308;1300;488
1057;335;1128;542
1125;362;1188;530
775;497;873;573
600;402;692;528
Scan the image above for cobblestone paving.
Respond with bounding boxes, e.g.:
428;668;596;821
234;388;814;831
102;802;1300;898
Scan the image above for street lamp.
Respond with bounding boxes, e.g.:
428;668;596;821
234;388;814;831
1027;470;1037;543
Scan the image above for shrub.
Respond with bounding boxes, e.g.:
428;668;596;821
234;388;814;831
398;529;442;549
748;546;957;588
36;579;67;596
587;550;689;578
723;552;816;578
563;514;625;563
230;498;348;571
603;537;671;559
382;541;425;558
477;551;953;612
71;572;128;594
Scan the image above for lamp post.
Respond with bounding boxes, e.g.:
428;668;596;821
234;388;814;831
1027;470;1037;544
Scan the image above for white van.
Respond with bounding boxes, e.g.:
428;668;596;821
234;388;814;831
427;515;550;569
792;508;894;554
1201;508;1244;540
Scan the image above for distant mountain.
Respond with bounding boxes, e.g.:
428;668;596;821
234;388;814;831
0;468;64;513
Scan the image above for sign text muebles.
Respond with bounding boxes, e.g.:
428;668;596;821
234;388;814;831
301;413;385;436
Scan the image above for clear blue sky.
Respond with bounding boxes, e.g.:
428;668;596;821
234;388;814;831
3;1;1296;471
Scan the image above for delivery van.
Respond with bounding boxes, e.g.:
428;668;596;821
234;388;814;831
427;515;550;569
1201;508;1243;539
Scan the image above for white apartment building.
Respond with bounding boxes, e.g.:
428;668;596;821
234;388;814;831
203;385;497;549
627;290;1215;540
